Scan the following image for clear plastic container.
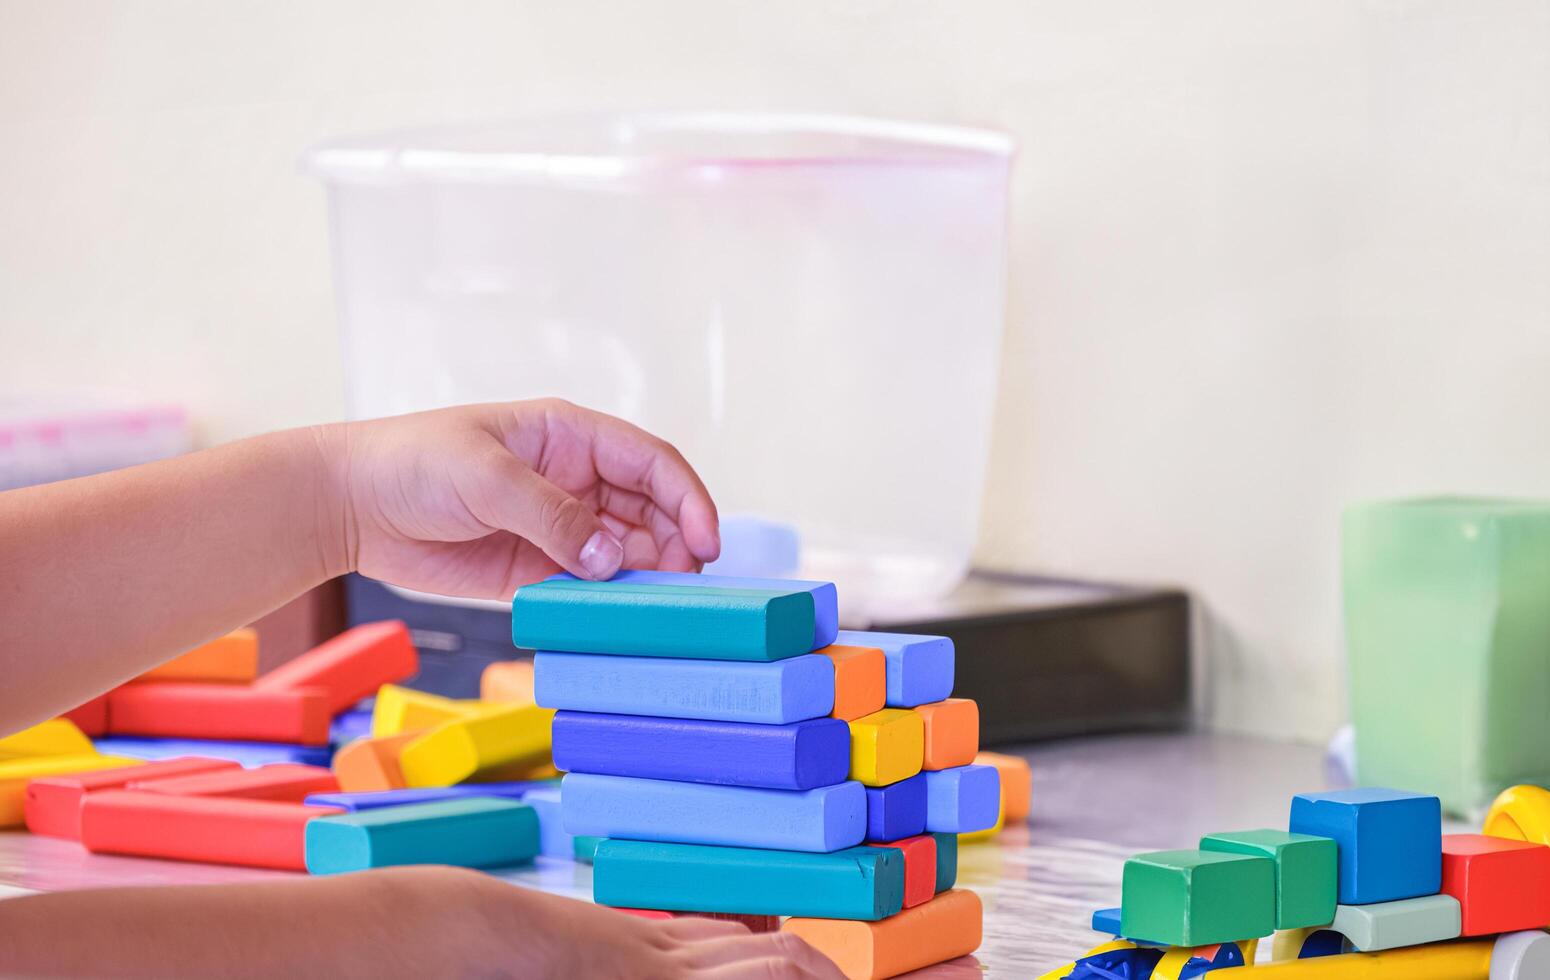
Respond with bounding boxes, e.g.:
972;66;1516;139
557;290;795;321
304;113;1012;611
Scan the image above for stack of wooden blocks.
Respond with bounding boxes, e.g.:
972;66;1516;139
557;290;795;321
520;570;1001;980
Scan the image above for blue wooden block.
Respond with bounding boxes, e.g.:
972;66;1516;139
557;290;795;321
924;765;1000;834
1092;906;1123;935
552;711;849;790
865;772;928;842
521;785;574;860
932;832;958;892
593;839;905;920
561;772;866;852
833;631;954;707
303;781;551;813
1289;787;1442;904
533;651;834;724
558;571;838;651
329;708;374;746
513;578;815;661
304;797;539;874
92;736;331;767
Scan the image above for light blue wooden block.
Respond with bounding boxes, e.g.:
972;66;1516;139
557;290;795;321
924;765;1000;834
561;772;866;852
304;781;551;813
1330;894;1461;951
513;579;815;661
558;571;838;651
834;630;954;707
594;839;905;920
533;651;834;724
521;785;574;860
304;797;538;874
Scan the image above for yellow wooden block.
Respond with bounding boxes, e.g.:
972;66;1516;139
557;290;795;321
370;684;483;738
1;754;140;826
398;704;555;788
480;660;535;704
0;719;96;759
848;709;924;787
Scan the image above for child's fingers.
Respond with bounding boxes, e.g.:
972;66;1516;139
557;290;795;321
680;932;841;977
658;917;751;940
698;960;837;980
469;448;623;582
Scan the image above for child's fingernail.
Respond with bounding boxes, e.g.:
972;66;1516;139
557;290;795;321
579;530;624;580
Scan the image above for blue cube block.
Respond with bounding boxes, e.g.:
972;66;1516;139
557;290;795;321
865;773;927;842
923;765;1000;834
834;630;954;707
1288;787;1441;904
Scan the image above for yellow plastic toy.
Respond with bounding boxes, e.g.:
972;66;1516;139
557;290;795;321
1483;784;1550;845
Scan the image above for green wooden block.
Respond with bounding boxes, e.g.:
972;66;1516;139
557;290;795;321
1200;829;1337;929
1121;848;1275;947
512;580;816;661
593;839;904;920
931;831;958;892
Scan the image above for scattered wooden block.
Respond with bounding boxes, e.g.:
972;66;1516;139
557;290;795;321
931;832;958;892
370;685;479;738
1121;848;1276;947
512;578;816;662
973;751;1031;823
1289;788;1442;905
834;631;954;708
480;660;535;704
136;628;259;683
593;839;905;920
569;570;839;651
534;651;834;724
914;699;978;771
561;773;865;852
0;718;96;758
80;791;341;869
867;834;937;909
91;736;331;767
551;711;849;790
61;696;109;737
1200;829;1338;930
399;704;554;788
849;709;924;787
304;797;538;874
865;773;927;843
818;645;886;722
521;784;573;859
129;763;338;802
1440;833;1550;936
923;765;999;834
332;733;416;792
106;683;332;745
26;756;237;839
1329;894;1461;951
784;888;983;980
1;755;141;827
255;621;418;714
304;781;550;812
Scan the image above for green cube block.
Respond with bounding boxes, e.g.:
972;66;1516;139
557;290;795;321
1200;829;1337;929
1121;849;1275;947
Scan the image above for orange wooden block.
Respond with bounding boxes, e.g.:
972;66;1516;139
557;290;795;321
106;683;332;745
255;621;418;714
784;889;983;980
137;629;260;683
80;790;342;870
61;695;110;736
26;757;239;839
914;699;979;771
481;660;536;704
332;733;417;792
129;763;338;802
868;834;938;909
973;751;1031;823
819;645;887;722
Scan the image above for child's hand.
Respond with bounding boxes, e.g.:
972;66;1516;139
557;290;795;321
322;400;721;599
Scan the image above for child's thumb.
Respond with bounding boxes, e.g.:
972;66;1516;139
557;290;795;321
483;454;623;581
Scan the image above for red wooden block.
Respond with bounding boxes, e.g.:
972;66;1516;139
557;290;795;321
106;683;332;745
254;621;418;714
61;695;110;737
128;763;338;802
617;908;676;921
25;757;239;840
868;834;939;909
1441;832;1550;936
80;790;342;870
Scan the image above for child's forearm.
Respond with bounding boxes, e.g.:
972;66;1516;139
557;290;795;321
0;426;346;731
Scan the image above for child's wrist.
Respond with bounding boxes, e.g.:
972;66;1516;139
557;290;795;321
298;422;356;580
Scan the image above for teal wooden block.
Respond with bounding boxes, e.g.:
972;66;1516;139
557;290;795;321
931;831;958;892
1121;849;1276;947
1329;894;1461;951
304;797;538;874
1200;828;1337;929
593;839;905;920
512;579;815;661
573;835;602;864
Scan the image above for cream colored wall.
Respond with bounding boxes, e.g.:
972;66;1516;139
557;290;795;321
3;1;1547;742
